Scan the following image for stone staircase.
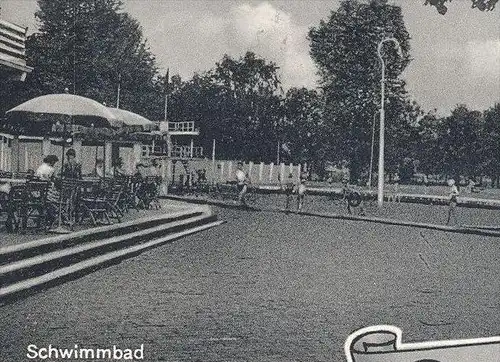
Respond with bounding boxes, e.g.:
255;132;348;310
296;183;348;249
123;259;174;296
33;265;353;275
0;205;222;302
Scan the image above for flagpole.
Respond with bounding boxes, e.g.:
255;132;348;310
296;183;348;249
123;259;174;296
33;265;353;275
277;140;280;165
212;139;216;185
116;73;121;109
164;93;168;122
164;68;169;122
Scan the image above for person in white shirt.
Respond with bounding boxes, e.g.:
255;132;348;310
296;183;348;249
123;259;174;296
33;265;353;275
446;179;459;226
297;170;308;212
35;155;59;180
235;161;249;206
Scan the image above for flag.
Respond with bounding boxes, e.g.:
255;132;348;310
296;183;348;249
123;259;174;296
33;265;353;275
281;142;291;155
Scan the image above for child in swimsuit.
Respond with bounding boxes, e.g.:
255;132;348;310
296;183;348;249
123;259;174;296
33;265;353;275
297;171;307;212
446;179;459;226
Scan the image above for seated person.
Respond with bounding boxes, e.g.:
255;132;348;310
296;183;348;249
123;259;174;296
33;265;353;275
94;159;105;178
197;169;207;183
62;148;82;179
112;157;125;177
150;159;162;177
35;155;59;181
0;182;10;195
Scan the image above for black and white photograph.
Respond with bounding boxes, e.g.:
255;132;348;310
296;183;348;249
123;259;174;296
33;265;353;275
0;0;499;361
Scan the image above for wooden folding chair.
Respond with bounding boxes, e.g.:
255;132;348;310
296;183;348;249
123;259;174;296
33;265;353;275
5;184;25;232
104;181;124;223
20;180;50;233
78;179;111;226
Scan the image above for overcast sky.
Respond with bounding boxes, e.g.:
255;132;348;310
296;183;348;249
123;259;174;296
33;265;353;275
1;0;499;115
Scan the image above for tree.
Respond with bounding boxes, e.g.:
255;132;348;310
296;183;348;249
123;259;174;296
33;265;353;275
211;52;283;162
482;103;500;186
413;111;442;176
167;52;284;162
437;105;484;181
309;0;414;182
425;0;498;15
283;87;325;169
20;0;160;119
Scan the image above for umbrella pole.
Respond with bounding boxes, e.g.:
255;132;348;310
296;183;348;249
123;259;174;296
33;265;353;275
50;120;71;234
103;141;106;176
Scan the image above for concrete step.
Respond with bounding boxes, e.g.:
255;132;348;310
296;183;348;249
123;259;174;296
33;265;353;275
0;208;206;264
0;205;223;302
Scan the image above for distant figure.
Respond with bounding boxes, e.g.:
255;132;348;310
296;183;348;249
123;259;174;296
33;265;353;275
297;171;308;212
446;179;459;226
197;168;207;183
35;155;59;180
26;169;35;180
340;161;350;187
466;178;476;194
133;163;145;179
94;159;105;178
389;174;401;203
150;158;162;177
0;182;9;195
235;161;250;206
343;181;365;216
112;157;125;176
62;148;82;179
283;173;295;212
422;174;429;194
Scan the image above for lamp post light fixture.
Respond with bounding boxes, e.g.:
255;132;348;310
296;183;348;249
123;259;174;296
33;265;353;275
376;37;402;207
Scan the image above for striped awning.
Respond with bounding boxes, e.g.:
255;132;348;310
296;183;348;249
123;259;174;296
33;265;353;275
0;18;33;81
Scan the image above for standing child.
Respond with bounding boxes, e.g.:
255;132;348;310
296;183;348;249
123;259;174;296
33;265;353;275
283;173;295;212
297;171;307;212
446;179;459;226
235;161;250;206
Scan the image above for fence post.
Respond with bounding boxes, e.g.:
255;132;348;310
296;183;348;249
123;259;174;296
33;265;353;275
73;139;82;163
248;161;253;182
259;162;264;183
132;143;142;169
280;162;285;182
105;141;113;174
228;161;233;182
160;158;169;195
269;162;274;182
220;161;225;181
42;137;51;156
0;136;4;171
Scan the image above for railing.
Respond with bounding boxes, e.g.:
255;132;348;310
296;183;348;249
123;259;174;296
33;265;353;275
141;145;203;158
171;146;203;158
167;121;199;133
142;145;168;157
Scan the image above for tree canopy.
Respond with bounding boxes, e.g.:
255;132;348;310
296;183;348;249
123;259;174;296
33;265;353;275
14;0;162;120
309;0;416;181
166;52;285;162
425;0;498;15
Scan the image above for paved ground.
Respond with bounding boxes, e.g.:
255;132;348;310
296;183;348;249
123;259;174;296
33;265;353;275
0;200;193;248
1;205;499;361
247;193;500;227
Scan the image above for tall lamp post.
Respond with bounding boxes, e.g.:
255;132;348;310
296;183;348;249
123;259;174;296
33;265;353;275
376;37;402;207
